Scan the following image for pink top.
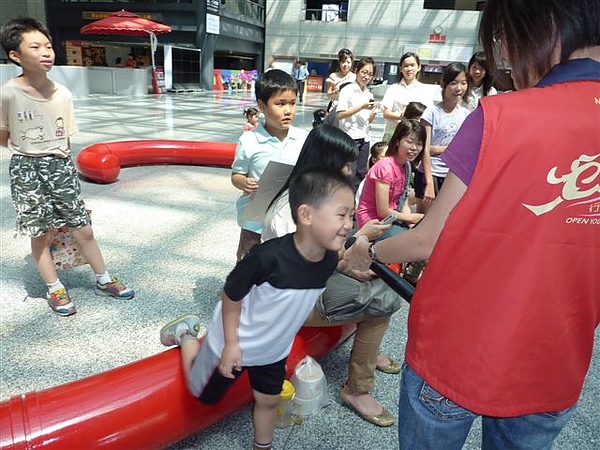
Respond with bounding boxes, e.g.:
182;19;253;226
243;122;257;132
355;156;408;228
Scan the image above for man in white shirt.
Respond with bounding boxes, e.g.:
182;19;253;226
293;61;309;102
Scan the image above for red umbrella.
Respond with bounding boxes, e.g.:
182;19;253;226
80;9;172;70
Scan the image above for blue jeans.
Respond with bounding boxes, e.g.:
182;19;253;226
398;363;577;450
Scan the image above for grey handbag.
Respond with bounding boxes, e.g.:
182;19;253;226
316;271;403;323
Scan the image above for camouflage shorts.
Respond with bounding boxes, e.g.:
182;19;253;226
9;154;91;237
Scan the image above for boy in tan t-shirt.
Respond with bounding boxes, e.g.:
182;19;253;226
0;17;134;316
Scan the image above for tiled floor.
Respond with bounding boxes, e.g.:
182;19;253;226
1;89;598;450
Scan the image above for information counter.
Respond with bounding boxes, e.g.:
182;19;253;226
0;64;150;98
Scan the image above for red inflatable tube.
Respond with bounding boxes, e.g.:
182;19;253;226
2;140;354;449
76;140;237;183
0;324;355;450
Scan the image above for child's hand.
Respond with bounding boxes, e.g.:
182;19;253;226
424;184;436;204
219;344;243;379
243;177;259;195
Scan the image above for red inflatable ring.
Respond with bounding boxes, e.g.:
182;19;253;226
76;140;237;183
0;139;358;450
0;325;355;450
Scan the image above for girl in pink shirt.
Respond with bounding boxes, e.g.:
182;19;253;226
242;107;259;132
355;119;425;239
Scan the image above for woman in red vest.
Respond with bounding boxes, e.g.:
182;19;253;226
344;0;599;448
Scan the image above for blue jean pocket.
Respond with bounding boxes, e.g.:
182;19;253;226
419;382;476;420
540;405;577;418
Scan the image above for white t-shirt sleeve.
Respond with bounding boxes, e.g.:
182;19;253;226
0;88;8;132
262;193;296;242
336;84;351;111
380;84;397;110
421;105;435;127
65;89;79;136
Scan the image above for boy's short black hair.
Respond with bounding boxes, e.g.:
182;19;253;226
403;102;426;120
1;16;51;66
255;69;297;104
288;167;353;224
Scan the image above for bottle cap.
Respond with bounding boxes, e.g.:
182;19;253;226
280;380;295;400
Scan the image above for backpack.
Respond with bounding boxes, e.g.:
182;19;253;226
323;104;339;127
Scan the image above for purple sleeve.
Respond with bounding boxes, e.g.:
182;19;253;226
440;107;483;185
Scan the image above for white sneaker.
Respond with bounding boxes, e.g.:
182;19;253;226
160;314;201;346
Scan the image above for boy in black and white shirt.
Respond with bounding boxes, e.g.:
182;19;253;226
161;167;355;450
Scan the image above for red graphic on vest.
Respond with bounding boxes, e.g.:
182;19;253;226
522;153;600;216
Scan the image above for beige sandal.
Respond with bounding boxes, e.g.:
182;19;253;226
376;354;402;374
340;385;395;427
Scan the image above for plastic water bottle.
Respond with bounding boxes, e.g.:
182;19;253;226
275;380;296;428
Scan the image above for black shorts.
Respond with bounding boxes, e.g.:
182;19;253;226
413;170;445;199
198;358;287;404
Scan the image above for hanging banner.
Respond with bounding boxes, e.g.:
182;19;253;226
206;13;220;35
206;0;220;15
307;76;324;92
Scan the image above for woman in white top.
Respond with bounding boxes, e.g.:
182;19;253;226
336;57;378;190
325;48;357;111
464;51;498;110
417;62;470;213
380;52;436;141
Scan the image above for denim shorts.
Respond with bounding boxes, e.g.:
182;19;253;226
9;154;90;237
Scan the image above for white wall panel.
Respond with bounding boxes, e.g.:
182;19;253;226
265;0;482;68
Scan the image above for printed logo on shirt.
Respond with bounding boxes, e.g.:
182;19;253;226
17;110;36;122
20;126;44;141
15;112;67;148
55;117;66;137
522;153;600;225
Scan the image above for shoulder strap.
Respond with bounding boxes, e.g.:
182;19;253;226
396;163;412;211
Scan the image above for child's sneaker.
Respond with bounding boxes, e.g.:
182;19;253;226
160;314;201;346
95;276;135;299
47;288;76;316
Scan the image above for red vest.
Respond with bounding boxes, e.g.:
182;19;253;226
405;80;600;417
